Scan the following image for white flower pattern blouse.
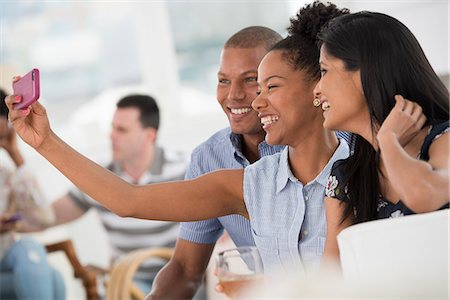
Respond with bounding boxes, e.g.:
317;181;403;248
325;121;450;220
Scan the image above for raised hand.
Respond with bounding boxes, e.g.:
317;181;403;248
4;76;52;150
377;95;427;147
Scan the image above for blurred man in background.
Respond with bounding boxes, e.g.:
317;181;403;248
17;94;187;294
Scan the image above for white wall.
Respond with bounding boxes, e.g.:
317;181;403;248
334;0;448;77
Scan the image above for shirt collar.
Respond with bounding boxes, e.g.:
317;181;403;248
229;132;243;155
276;147;295;194
229;131;282;167
275;139;350;193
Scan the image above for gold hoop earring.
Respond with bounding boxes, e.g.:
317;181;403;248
313;98;321;107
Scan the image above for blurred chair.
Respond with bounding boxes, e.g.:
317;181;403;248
45;239;99;300
338;209;449;298
106;247;174;300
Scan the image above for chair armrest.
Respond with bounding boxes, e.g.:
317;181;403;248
46;240;99;300
106;247;174;300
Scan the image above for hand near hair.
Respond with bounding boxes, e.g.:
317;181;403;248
377;95;427;148
4;76;52;151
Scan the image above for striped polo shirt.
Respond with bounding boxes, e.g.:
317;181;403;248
244;139;350;274
69;147;187;279
179;127;285;246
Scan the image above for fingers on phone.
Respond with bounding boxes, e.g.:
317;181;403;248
12;75;21;83
5;95;20;110
5;95;14;109
20;108;30;116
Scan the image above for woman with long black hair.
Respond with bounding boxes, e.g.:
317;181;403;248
314;11;449;259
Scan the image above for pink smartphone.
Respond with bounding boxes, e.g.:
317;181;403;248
13;68;40;110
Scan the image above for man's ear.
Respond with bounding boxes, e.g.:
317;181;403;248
145;127;158;144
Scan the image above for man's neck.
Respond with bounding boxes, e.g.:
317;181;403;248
120;147;155;183
241;132;266;164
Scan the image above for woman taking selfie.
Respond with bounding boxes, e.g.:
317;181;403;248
5;2;350;275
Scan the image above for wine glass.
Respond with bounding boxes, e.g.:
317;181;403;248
216;246;264;298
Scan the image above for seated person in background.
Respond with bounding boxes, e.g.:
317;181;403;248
0;88;66;300
149;26;285;299
6;0;350;280
316;11;449;262
16;94;187;294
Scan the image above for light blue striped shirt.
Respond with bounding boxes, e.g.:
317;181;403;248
244;139;350;274
179;128;285;246
179;129;352;250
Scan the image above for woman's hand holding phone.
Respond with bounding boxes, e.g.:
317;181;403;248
5;73;52;151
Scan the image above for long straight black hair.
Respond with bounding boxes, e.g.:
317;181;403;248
318;12;449;223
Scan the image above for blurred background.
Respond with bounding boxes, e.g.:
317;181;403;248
0;0;448;298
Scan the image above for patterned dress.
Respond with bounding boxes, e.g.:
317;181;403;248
325;121;450;219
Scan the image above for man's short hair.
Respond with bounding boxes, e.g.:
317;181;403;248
0;88;8;118
116;94;160;130
224;26;282;50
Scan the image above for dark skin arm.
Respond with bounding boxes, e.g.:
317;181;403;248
147;239;215;299
5;93;248;223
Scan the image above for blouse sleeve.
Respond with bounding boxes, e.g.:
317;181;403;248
9;166;54;227
325;158;350;202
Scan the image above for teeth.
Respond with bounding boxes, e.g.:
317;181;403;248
231;108;252;115
261;115;279;127
322;102;330;111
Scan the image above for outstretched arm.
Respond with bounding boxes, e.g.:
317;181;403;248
377;95;449;212
5;94;247;222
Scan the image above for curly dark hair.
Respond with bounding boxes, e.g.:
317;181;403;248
272;1;349;82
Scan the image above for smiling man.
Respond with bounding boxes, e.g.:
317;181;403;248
149;26;284;299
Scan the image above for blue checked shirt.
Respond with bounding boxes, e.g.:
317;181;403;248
179;128;285;246
244;140;350;274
